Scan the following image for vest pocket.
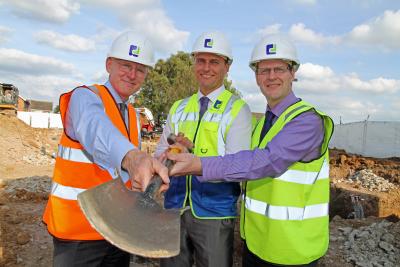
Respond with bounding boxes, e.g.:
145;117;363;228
164;176;187;209
197;123;218;155
200;182;240;207
202;122;218;132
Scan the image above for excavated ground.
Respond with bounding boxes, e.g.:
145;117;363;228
0;113;399;267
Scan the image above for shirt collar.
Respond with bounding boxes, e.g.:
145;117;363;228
104;80;127;104
197;85;225;104
267;91;301;117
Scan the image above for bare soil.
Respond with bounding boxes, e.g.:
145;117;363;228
1;113;399;266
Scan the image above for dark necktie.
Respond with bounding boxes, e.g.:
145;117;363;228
193;96;210;143
199;96;210;120
119;103;127;124
259;110;276;142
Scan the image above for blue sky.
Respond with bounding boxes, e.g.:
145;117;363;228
0;0;399;123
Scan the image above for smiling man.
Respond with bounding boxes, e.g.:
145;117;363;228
155;31;252;267
164;35;335;266
42;31;168;267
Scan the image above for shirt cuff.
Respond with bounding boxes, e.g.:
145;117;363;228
200;156;224;182
110;139;136;173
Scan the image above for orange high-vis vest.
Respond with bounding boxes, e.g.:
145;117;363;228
43;84;139;240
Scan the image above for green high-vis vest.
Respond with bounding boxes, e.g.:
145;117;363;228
240;100;334;265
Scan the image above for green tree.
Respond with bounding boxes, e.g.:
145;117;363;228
224;79;242;98
53;105;60;113
136;51;243;122
136;52;197;121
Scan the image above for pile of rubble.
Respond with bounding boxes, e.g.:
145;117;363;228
22;153;55;166
335;220;400;266
3;176;51;201
346;169;397;192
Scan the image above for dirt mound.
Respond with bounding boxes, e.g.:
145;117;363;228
1;114;400;266
0;113;61;179
0;176;52;267
329;149;400;219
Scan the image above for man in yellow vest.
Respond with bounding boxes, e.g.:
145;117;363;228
158;35;334;266
42;31;168;266
154;31;252;267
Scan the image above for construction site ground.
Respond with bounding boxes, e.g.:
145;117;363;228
1;113;399;267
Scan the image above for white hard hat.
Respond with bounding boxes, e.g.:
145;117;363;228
108;31;155;68
249;34;300;72
192;31;233;64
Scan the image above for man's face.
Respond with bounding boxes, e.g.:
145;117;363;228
255;59;295;108
193;52;230;95
106;57;148;101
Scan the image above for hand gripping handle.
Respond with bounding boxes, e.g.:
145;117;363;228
143;133;178;199
143;159;173;199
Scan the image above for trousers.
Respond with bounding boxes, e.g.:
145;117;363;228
52;237;130;267
160;209;235;267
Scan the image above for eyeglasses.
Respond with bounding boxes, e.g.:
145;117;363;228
255;66;291;76
115;59;148;76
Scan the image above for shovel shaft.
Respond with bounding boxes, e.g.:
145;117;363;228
143;159;173;198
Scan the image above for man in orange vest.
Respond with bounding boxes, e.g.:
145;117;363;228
42;31;168;266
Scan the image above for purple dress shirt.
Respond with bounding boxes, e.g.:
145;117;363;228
199;92;324;182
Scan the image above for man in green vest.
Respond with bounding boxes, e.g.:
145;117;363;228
161;35;334;266
154;31;252;267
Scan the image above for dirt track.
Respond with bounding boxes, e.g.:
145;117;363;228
1;113;399;266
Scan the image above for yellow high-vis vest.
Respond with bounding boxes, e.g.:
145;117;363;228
240;100;334;265
165;90;246;218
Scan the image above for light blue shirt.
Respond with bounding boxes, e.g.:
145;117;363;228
65;81;136;180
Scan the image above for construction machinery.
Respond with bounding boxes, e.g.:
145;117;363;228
136;107;156;139
0;83;19;114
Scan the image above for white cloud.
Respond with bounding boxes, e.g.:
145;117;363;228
234;62;400;120
1;0;80;23
296;63;341;92
346;9;400;50
257;24;282;37
0;25;13;44
34;30;96;52
393;98;400;109
2;71;80;104
0;48;75;75
296;63;400;94
253;23;340;48
343;73;400;94
119;8;189;54
292;0;317;5
243;92;267;113
233;79;265;112
289;23;340;46
82;0;189;54
92;70;109;84
257;10;400;51
316;96;381;123
297;63;334;79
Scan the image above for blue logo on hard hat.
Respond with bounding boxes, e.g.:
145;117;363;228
204;38;213;48
266;44;276;55
129;45;140;57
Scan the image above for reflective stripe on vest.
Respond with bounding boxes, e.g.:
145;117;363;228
172;94;237;156
276;158;329;185
165;90;246;218
51;181;85;200
244;195;329;220
43;84;139;241
57;144;121;179
57;145;93;163
241;100;334;265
